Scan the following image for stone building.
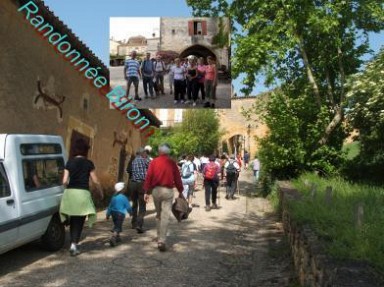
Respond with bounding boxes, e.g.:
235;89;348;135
146;35;160;58
150;109;184;128
109;39;121;56
218;97;268;157
0;0;161;188
160;17;230;70
117;35;147;57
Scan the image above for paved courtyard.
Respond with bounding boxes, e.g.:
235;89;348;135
0;171;297;287
110;66;232;109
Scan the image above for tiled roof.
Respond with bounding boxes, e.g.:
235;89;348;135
127;35;147;45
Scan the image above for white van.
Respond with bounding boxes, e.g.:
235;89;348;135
0;134;66;255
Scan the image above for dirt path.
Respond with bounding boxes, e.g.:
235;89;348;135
0;171;297;287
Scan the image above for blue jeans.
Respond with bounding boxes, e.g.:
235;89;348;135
111;211;125;233
143;76;154;97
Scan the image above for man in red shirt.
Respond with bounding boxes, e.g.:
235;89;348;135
144;144;184;251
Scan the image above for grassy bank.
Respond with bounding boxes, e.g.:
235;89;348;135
275;173;384;271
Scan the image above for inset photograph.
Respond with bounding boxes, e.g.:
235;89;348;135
109;17;231;109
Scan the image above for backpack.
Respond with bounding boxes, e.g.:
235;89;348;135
182;163;193;179
204;162;217;180
226;160;238;181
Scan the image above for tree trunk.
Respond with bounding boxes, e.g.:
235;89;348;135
297;34;322;108
318;46;346;146
318;108;343;145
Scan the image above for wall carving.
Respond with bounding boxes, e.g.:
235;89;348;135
33;76;66;122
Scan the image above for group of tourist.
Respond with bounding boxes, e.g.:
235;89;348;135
124;51;218;108
59;139;260;256
59;141;184;255
170;55;218;108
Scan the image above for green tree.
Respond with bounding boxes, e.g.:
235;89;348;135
175;109;221;155
345;48;384;183
147;128;174;155
187;0;383;179
148;110;221;157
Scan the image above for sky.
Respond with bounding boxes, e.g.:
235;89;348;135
110;17;160;41
43;0;383;96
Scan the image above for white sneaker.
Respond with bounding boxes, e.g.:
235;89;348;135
174;100;178;104
69;244;80;256
184;100;190;104
193;102;196;107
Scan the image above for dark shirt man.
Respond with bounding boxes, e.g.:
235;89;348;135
141;52;155;99
128;148;149;233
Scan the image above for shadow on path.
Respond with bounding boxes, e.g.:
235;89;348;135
0;170;298;287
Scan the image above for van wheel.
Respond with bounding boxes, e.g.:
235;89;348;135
41;215;65;251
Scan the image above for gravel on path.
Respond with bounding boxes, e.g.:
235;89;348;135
0;170;297;287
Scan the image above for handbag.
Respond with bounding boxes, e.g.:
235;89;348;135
172;197;192;222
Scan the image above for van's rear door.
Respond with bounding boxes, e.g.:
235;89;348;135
0;162;19;253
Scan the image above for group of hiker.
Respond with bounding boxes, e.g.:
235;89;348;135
59;139;260;256
124;51;218;108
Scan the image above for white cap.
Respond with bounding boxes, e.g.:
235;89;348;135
114;182;125;193
144;145;152;152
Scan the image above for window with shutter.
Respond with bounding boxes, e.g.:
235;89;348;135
188;21;193;36
201;21;207;35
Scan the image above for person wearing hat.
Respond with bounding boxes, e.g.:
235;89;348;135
106;182;132;247
144;145;153;161
143;143;184;252
128;147;150;233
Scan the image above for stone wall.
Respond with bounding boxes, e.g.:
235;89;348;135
278;183;383;287
0;0;147;190
160;17;229;68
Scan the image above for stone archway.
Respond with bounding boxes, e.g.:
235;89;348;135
217;97;269;158
179;44;218;65
221;134;245;157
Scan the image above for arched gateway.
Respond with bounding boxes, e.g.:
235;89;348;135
179;44;218;64
160;17;229;72
217;97;268;157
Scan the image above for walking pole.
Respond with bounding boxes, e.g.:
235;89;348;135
237;176;240;196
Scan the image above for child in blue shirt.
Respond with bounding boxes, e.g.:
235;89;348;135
106;182;132;247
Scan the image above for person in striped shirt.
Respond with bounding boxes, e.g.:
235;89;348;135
124;50;142;101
